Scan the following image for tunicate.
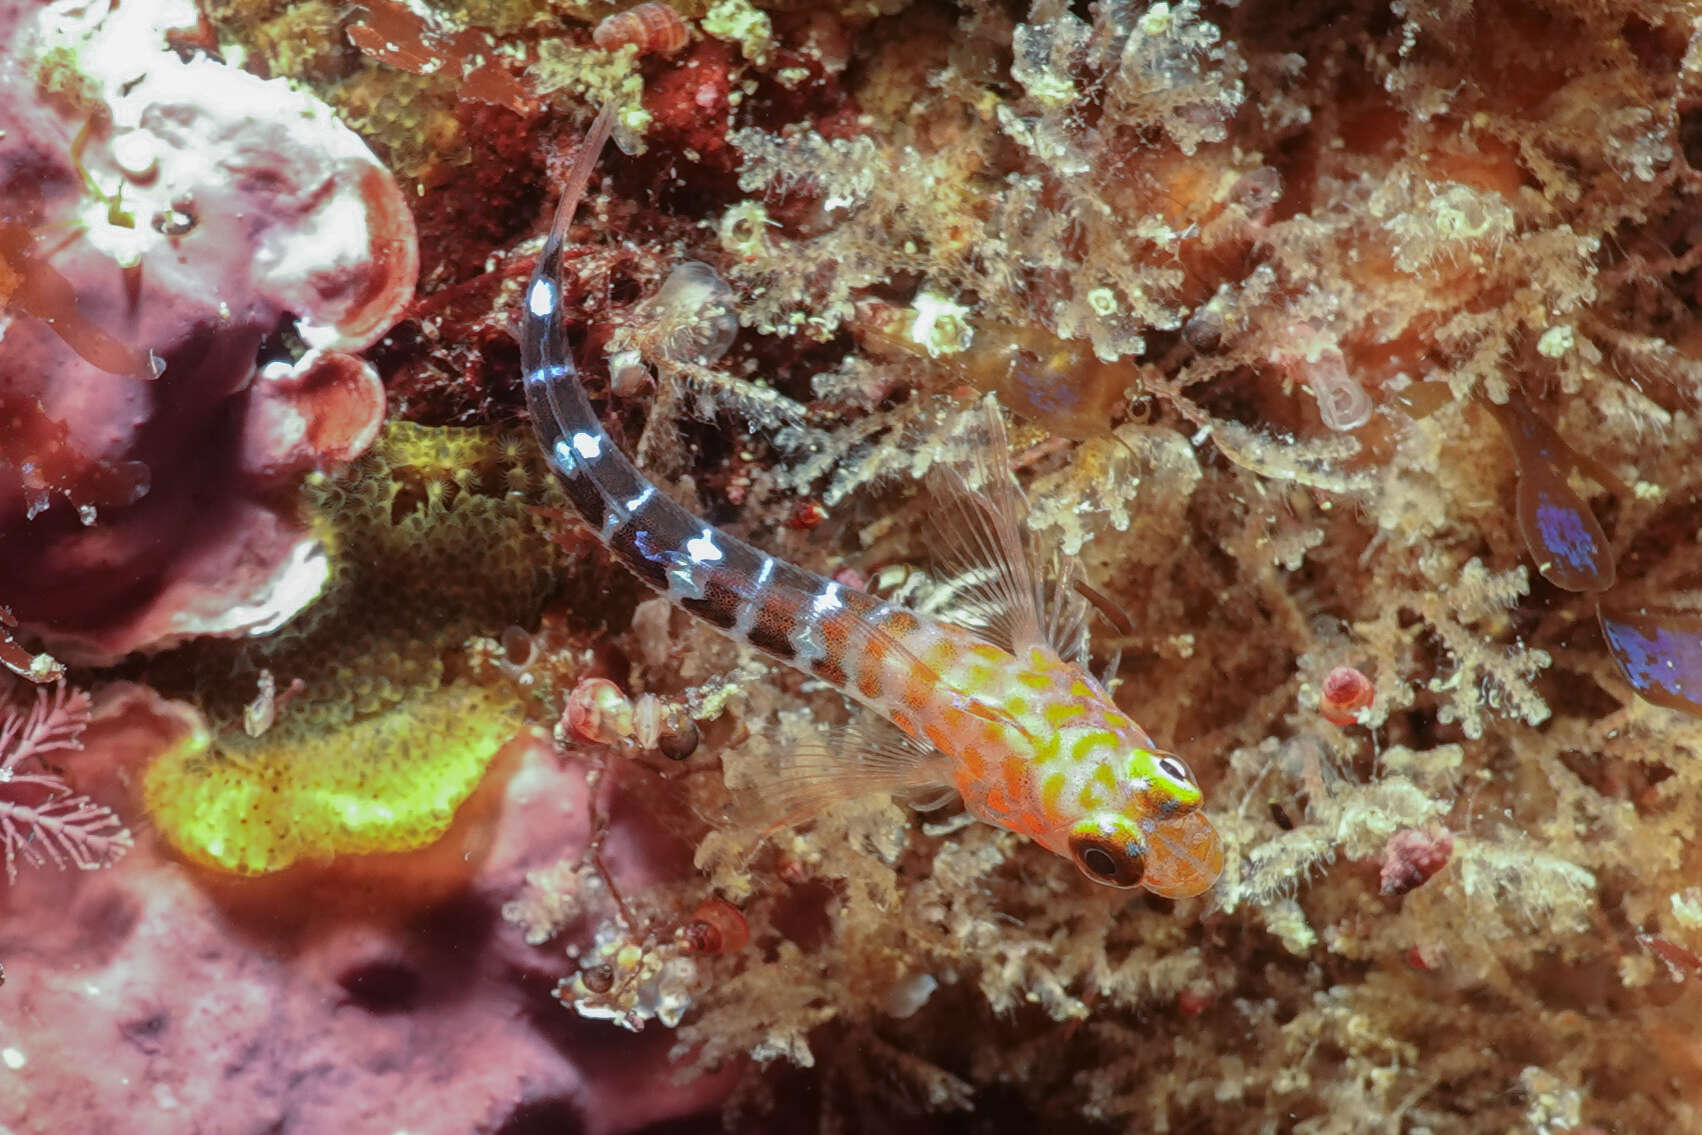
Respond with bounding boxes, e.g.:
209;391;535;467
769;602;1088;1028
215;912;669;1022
652;261;738;364
1307;349;1371;431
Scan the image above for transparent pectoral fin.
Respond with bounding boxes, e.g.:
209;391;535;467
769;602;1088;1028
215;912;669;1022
740;716;952;834
1140;811;1225;898
903;786;961;812
923;396;1093;666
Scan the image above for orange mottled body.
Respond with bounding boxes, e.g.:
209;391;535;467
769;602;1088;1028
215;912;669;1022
839;608;1205;870
523;104;1222;897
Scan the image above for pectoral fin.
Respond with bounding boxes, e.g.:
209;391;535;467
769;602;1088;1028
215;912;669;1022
746;715;952;833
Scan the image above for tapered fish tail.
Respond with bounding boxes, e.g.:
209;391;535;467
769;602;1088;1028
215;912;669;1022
521;107;920;696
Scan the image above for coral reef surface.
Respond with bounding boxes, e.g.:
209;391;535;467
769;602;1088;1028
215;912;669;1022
6;0;1702;1133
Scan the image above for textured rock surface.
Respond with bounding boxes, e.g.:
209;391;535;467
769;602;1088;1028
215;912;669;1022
0;0;415;663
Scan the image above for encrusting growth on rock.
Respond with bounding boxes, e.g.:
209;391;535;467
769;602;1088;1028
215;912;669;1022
10;0;1702;1130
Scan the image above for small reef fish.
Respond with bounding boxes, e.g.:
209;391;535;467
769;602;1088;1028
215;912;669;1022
520;107;1224;897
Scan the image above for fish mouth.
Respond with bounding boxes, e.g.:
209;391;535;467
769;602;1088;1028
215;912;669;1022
1139;811;1225;899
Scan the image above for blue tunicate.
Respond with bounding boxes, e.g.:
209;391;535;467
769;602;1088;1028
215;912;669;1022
1600;609;1702;717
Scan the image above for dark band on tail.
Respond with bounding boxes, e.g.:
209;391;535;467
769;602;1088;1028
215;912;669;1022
521;106;846;672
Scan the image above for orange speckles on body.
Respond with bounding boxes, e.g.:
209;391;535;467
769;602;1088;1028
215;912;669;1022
924;722;954;752
878;609;920;638
811;655;848;687
862;627;889;669
923;638;961;673
1008;806;1048;838
900;668;933;710
970;643;1006;663
818;609;855;660
1002;754;1029;802
957;743;986;780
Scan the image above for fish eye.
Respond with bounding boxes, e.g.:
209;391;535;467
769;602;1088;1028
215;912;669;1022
1081;846;1118;877
1156;755;1193;783
1068;833;1146;888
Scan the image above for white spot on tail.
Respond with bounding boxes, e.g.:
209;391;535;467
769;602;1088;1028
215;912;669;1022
528;278;556;317
734;556;777;636
685;529;723;564
572;432;601;460
812;581;843;616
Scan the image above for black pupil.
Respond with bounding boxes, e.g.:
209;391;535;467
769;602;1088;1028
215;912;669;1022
1081;846;1119;878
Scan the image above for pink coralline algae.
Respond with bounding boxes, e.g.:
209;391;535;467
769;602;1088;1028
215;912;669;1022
0;0;417;663
0;701;734;1134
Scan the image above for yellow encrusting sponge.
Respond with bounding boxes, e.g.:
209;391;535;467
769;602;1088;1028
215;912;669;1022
144;684;520;875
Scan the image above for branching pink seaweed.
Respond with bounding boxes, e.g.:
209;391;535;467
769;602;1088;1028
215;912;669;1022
0;683;132;882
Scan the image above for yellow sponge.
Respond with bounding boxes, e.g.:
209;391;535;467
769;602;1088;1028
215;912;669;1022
144;684;519;875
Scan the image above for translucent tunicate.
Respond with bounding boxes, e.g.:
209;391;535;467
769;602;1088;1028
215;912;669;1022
652;261;739;364
884;972;938;1018
1307;349;1372;432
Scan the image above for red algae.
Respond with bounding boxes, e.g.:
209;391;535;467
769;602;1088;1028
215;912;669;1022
0;222;149;379
0;390;150;521
0;605;64;684
345;0;537;116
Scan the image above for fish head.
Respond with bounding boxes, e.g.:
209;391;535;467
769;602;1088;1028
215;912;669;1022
1056;749;1223;898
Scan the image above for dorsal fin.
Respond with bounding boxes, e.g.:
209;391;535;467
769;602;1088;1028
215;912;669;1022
924;397;1092;665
